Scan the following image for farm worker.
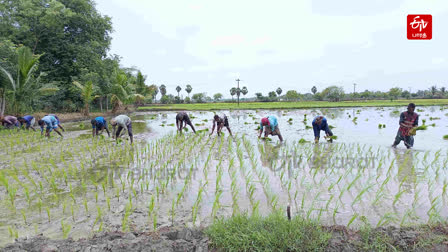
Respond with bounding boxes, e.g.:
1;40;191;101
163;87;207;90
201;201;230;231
210;114;232;136
91;116;110;137
38;115;63;137
258;116;283;142
17;115;36;131
176;112;196;134
312;116;333;143
1;115;20;129
110;115;133;144
46;114;65;132
392;103;419;149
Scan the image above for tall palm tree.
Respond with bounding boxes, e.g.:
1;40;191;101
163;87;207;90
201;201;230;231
73;80;96;116
0;46;57;114
241;86;248;100
230;87;237;101
185;85;192;97
176;85;182;97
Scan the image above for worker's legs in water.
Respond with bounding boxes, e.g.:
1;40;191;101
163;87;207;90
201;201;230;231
404;136;414;149
273;126;283;142
392;131;403;147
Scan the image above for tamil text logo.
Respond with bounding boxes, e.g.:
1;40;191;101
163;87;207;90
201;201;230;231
407;15;432;40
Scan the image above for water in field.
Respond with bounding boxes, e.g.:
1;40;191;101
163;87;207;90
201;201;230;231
0;106;447;246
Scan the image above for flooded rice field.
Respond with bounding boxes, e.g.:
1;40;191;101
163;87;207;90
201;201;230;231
0;106;447;246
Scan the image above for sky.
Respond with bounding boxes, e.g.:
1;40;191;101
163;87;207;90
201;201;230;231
94;0;448;98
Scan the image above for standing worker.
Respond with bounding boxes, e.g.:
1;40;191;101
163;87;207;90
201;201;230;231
176;112;196;134
110;115;133;144
1;115;20;129
17;115;36;131
210;114;232;136
38;115;63;137
392;103;419;149
258;115;283;142
312;116;333;143
91;116;110;138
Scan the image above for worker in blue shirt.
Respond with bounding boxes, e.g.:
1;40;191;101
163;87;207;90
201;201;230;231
312;116;333;143
91;116;110;137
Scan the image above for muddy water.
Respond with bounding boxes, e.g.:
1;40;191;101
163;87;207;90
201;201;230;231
0;106;447;247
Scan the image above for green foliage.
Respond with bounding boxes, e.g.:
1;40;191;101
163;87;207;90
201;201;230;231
206;212;331;251
139;99;448;111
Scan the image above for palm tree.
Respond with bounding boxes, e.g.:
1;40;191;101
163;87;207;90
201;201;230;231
159;84;167;97
276;87;282;96
185;85;192;97
311;86;317;95
110;70;144;113
441;87;446;97
0;46;58;114
73;80;96;116
241;86;248;100
230;87;237;100
176;85;182;97
430;86;438;97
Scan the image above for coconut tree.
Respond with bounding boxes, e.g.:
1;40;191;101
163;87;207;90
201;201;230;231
176;85;182;97
73;80;96;116
0;46;58;114
110;70;144;113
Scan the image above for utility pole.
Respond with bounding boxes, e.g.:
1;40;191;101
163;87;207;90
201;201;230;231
236;78;241;106
353;83;357;101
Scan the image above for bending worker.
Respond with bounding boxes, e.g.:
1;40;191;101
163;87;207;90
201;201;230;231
312;116;333;143
110;115;133;144
258;115;283;142
1;115;20;129
210;114;232;136
17;115;36;131
392;103;419;149
38;115;63;137
91;116;110;138
176;112;196;134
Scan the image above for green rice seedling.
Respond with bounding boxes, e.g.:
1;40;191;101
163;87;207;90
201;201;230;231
116;187;120;202
83;197;88;214
71;203;76;221
376;212;398;227
8;186;17;210
347;213;358;228
46;206;51;223
153;212;157;231
170;198;176;226
61;220;72;239
252;200;260;216
21;209;27;225
8;226;18;239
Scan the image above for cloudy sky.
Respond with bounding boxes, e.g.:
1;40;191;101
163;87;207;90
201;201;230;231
95;0;448;98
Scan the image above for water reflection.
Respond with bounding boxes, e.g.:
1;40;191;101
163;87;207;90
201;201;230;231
393;149;417;191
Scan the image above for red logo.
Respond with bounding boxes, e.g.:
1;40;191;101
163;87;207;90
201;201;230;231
407;15;432;40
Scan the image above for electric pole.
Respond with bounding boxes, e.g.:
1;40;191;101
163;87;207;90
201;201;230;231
353;83;357;101
236;78;241;106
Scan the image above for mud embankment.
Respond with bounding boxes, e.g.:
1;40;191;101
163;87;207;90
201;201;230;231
3;224;448;251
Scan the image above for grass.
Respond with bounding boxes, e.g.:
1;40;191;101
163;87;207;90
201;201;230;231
138;99;448;111
206;213;448;251
206;212;331;251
